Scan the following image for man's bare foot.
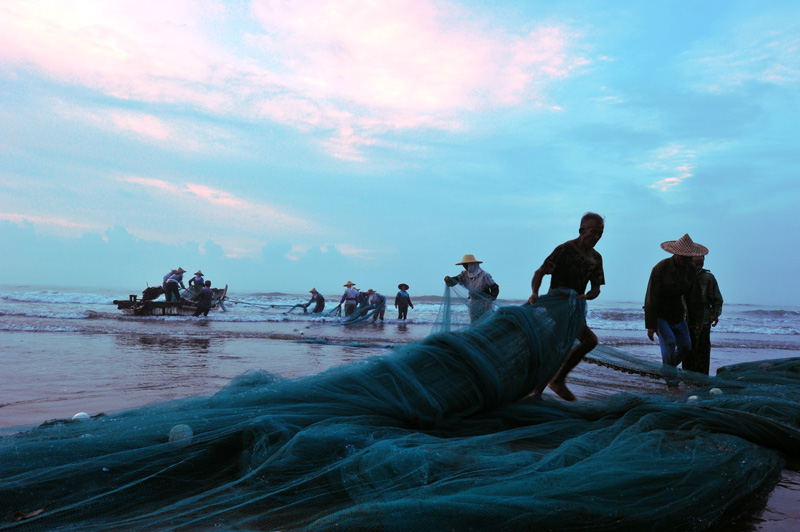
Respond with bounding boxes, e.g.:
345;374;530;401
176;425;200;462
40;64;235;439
527;384;545;399
548;381;576;401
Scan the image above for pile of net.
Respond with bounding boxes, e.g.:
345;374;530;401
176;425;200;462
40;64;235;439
2;290;798;531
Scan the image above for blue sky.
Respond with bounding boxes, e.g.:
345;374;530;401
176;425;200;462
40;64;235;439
1;0;799;305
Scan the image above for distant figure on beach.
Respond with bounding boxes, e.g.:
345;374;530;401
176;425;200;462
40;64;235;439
303;288;325;314
395;284;414;320
528;212;605;401
339;281;359;317
164;267;186;302
193;280;214;317
682;253;723;375
644;234;705;387
367;289;387;321
444;254;499;323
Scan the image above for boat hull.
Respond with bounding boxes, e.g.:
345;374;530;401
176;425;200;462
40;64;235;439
113;285;228;316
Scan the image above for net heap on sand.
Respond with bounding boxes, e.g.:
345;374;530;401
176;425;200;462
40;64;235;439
2;289;798;531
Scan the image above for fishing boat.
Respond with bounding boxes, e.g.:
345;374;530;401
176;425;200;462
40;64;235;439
113;284;228;316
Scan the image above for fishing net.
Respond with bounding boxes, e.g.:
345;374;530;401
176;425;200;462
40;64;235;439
432;283;500;333
2;289;799;531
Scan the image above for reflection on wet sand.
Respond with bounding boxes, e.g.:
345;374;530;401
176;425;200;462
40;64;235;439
115;334;212;352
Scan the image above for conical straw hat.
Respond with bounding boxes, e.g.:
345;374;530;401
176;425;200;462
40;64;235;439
343;281;356;287
456;254;482;265
660;234;708;257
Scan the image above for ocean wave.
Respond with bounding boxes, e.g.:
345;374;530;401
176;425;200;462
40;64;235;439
0;323;84;333
740;309;800;317
0;290;113;305
0;309;96;320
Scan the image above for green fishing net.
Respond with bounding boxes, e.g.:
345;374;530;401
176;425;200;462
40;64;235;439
1;289;798;531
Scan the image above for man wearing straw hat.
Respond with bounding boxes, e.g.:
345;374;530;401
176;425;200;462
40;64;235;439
303;288;326;314
164;267;187;303
339;281;360;317
644;234;705;387
395;283;414;320
444;254;499;323
188;270;205;288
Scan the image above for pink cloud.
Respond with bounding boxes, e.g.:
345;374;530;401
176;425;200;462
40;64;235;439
108;111;172;141
120;177;317;234
0;0;235;110
0;211;94;229
185;184;250;209
0;0;587;161
249;0;583;112
120;176;179;193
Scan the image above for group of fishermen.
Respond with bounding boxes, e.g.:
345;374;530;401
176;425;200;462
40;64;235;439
303;282;414;322
164;209;722;399
162;267;215;316
441;212;723;400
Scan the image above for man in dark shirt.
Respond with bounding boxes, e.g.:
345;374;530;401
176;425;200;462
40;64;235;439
644;234;705;386
193;281;214;317
395;283;414;320
303;288;325;314
682;253;723;375
528;212;605;401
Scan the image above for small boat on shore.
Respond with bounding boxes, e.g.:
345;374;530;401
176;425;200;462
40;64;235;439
113;285;228;316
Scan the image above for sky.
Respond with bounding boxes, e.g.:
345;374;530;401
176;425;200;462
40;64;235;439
1;0;799;305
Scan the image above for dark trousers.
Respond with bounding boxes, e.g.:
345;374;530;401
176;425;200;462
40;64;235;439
165;282;182;302
193;306;210;317
397;304;409;320
683;324;711;375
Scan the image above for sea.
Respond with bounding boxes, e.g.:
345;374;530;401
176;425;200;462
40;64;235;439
1;284;798;530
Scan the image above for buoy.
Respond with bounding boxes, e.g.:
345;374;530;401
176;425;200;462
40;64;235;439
687;396;699;402
72;412;90;421
168;424;193;447
709;388;723;395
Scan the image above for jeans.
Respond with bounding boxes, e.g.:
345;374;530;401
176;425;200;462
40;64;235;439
656;318;692;385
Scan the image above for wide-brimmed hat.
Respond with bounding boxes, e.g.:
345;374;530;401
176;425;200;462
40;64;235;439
398;283;409;290
456;254;482;266
309;288;318;293
176;267;186;274
194;270;204;276
660;234;708;257
366;289;375;294
343;281;356;287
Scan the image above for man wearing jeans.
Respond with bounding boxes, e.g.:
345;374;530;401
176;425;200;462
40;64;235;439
644;234;705;387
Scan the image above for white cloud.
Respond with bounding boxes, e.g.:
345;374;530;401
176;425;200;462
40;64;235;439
681;12;800;92
642;144;696;192
333;243;377;259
